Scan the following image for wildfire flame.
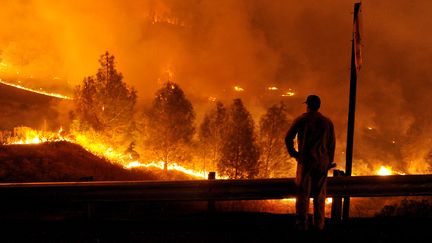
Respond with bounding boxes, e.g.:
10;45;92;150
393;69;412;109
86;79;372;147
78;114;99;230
150;12;188;27
4;127;210;179
376;165;406;176
3;126;415;180
0;79;72;100
5;126;69;145
281;197;333;205
377;166;392;176
282;89;295;97
234;86;244;92
282;91;295;97
126;161;211;179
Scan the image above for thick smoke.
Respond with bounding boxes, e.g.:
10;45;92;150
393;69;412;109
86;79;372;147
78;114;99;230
1;0;431;173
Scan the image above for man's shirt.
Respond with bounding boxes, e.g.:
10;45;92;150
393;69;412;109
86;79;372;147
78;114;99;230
285;111;335;172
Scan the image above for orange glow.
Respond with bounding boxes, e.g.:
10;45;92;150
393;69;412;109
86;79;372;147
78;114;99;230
267;86;278;90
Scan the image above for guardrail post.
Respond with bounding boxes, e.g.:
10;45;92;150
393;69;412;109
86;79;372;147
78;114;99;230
331;169;344;223
208;172;216;212
87;202;95;219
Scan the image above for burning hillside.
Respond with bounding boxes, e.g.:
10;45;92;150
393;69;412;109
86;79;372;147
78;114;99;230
0;79;73;131
0;141;196;182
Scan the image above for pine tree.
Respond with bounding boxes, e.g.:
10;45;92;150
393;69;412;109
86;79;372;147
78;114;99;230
146;82;195;172
199;102;228;172
218;99;259;179
73;52;137;148
258;102;294;178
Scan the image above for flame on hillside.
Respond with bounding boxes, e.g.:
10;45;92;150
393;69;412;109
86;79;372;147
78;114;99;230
281;197;333;205
2;126;69;145
126;161;209;179
2;127;209;179
1;127;424;180
376;165;406;176
0;79;72;100
69;131;209;178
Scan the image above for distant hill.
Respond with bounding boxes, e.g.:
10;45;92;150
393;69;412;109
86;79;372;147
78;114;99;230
0;141;194;182
0;80;73;130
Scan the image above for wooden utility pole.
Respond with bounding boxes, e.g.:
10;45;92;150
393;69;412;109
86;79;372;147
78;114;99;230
344;2;362;220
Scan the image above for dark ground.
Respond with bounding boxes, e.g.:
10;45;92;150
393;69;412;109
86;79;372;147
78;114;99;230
1;211;430;243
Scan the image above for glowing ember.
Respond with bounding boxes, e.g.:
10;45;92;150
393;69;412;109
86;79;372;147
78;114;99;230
234;86;244;92
0;79;72;100
267;86;278;90
282;91;295;97
208;96;217;102
150;12;187;27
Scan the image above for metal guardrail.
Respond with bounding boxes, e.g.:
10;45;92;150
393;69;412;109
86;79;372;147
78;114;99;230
1;175;432;203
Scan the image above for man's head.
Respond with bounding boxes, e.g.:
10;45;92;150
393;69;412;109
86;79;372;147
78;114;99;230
304;95;321;111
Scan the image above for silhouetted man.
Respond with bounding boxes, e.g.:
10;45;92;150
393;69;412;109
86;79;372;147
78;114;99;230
285;95;335;231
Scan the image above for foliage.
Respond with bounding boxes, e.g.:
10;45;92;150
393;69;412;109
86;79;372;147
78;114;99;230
258;102;295;178
218;99;260;179
425;150;432;173
145;82;195;171
73;52;137;149
199;102;228;172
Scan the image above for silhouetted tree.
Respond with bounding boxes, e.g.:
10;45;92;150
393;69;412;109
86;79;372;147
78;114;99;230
199;102;228;172
258;102;294;178
425;150;432;173
146;82;195;172
218;99;259;179
73;52;137;148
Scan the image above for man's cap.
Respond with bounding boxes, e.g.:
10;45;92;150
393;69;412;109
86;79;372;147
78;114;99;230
304;95;321;109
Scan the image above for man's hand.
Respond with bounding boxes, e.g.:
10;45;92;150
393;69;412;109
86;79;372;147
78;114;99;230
328;162;337;170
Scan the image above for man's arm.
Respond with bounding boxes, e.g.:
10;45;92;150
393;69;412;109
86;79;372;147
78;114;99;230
328;121;336;163
285;120;300;159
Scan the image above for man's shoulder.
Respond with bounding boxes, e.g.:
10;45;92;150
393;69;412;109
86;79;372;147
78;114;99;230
318;113;334;125
293;113;309;122
295;112;333;124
